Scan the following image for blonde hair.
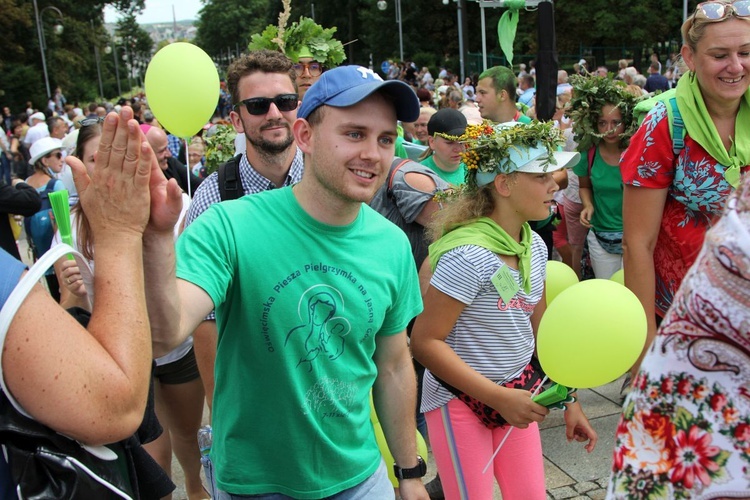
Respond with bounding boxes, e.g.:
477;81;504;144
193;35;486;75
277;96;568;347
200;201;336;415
427;184;497;242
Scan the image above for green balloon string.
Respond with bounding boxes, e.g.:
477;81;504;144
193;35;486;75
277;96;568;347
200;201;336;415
497;0;526;67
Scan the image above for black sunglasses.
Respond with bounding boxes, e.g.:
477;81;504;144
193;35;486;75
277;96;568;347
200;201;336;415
235;94;299;115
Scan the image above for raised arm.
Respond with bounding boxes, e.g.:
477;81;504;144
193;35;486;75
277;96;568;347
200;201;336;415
3;109;152;445
622;184;668;375
138;125;212;357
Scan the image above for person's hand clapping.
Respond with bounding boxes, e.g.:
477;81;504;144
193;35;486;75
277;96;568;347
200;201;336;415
144;140;183;236
66;107;151;240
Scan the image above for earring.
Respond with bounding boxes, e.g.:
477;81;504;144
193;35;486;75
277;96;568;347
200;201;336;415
689;70;696;83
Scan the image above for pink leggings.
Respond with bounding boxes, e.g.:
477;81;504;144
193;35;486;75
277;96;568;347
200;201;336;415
425;398;546;500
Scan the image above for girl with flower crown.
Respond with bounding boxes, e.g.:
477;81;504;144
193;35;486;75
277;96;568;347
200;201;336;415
411;122;598;499
566;74;642;281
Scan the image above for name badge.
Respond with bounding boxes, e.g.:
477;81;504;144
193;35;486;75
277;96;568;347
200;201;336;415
491;265;520;305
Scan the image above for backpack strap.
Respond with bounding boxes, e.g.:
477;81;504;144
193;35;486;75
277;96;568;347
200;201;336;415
386;158;412;200
218;154;243;202
43;178;57;195
669;97;684;156
587;146;596;177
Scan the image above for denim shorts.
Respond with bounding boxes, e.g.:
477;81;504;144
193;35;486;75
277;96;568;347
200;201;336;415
211;458;394;500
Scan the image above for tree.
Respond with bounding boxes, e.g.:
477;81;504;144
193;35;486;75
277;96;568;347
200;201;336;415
0;0;146;112
193;0;272;59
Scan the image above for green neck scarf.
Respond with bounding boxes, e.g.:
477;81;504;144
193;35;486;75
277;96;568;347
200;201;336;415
675;72;750;188
428;217;533;293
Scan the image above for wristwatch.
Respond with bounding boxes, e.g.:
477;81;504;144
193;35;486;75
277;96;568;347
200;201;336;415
393;456;427;480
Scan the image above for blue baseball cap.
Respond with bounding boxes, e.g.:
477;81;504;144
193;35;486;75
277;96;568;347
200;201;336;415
297;65;420;122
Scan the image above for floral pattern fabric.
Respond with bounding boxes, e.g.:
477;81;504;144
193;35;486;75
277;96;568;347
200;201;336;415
620;102;749;316
607;173;750;499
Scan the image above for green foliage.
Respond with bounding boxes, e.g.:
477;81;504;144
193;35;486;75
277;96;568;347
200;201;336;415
204;124;237;175
249;16;346;67
0;0;146;111
567;74;644;153
194;0;270;58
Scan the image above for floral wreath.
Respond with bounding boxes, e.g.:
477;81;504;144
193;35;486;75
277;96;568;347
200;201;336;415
248;0;346;68
567;73;644;152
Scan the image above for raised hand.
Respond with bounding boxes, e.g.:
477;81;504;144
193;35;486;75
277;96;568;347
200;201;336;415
66;107;151;239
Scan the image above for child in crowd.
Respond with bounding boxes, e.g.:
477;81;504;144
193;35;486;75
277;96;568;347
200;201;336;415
412;122;598;499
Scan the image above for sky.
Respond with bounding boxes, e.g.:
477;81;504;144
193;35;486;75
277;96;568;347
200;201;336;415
104;0;203;25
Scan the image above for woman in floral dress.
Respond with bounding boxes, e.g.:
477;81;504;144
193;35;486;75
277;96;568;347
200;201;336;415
607;168;750;498
621;0;750;374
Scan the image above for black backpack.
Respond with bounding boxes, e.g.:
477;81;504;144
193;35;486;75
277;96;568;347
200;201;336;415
217;154;244;202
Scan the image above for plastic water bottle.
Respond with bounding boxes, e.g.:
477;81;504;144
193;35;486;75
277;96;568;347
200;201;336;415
197;425;212;456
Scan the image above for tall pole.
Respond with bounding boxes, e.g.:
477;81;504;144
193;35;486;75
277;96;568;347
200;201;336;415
113;44;122;96
457;0;465;82
33;0;51;99
396;0;404;62
92;21;104;98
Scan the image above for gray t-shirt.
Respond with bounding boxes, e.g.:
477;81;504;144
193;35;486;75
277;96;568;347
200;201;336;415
369;159;449;268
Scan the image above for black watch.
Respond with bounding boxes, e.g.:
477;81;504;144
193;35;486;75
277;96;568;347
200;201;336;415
393;455;427;480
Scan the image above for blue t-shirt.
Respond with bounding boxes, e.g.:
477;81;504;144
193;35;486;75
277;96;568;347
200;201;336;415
0;248;26;498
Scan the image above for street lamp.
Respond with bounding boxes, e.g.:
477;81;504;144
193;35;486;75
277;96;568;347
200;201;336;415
92;21;105;98
442;0;466;82
109;38;123;97
377;0;403;62
32;0;64;100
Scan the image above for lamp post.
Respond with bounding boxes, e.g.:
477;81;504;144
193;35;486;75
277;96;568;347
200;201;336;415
32;0;64;100
443;0;466;82
110;37;123;97
377;0;404;62
92;21;105;99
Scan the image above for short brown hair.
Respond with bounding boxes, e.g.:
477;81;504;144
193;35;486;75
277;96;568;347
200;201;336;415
226;50;297;106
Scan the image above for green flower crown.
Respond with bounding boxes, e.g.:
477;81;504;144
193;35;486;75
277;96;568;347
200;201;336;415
248;17;346;68
567;74;644;152
457;120;566;189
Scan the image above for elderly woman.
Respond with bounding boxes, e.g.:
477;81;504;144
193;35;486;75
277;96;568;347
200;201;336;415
621;0;750;375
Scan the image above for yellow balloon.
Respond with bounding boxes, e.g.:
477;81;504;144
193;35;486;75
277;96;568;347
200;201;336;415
145;43;219;138
610;269;625;285
372;421;429;488
545;260;579;306
537;279;647;388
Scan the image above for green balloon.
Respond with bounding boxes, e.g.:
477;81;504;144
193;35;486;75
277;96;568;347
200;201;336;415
545;260;579;306
372;419;429;488
537;279;647;389
145;43;220;138
610;269;625;285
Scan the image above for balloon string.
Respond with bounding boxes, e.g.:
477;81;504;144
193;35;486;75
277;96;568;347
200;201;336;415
482;375;548;474
184;138;191;198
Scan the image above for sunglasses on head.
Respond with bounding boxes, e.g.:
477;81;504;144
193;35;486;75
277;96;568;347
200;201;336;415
293;62;323;77
80;116;105;127
235;94;299;115
695;0;750;20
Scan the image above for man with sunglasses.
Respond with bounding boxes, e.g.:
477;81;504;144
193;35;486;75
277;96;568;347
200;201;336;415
149;66;429;499
182;49;304;417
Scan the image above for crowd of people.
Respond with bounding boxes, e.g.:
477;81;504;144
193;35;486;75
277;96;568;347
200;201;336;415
1;1;749;499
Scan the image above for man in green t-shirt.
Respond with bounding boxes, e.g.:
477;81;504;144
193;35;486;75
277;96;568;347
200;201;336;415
475;65;532;125
147;66;430;499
